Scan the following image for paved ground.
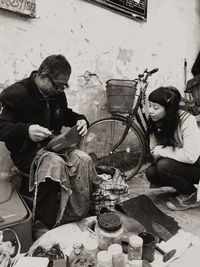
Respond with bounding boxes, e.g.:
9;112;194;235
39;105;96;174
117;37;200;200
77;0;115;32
128;170;200;238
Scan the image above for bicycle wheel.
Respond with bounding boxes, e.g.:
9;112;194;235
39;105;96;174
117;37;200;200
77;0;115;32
79;117;146;180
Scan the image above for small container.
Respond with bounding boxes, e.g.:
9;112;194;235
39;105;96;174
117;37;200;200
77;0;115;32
95;212;123;250
97;250;112;267
126;259;143;267
128;235;143;261
138;232;156;263
83;238;98;259
108;243;125;267
69;242;84;265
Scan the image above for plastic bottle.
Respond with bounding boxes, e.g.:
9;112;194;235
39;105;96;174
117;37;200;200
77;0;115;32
128;235;143;261
95;212;123;250
69;242;84;265
108;243;125;267
97;250;112;267
83;238;98;259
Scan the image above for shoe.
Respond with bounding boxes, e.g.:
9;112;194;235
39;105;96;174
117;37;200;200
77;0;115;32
166;191;200;211
47;126;81;152
168;191;179;202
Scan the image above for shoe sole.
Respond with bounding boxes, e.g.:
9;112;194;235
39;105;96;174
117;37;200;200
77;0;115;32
166;201;200;211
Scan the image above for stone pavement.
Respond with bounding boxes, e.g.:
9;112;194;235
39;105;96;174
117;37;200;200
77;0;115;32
127;170;200;238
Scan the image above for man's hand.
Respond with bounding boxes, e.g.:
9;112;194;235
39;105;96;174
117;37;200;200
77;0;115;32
29;124;52;142
76;119;88;136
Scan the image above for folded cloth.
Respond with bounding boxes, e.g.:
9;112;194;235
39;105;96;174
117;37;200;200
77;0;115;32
115;194;180;240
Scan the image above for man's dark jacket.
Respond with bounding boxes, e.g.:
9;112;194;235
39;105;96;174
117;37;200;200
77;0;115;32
0;72;88;173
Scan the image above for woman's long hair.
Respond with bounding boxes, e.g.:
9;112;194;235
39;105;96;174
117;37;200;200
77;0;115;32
147;86;181;147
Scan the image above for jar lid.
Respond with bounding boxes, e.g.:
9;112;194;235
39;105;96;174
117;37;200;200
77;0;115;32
129;235;143;247
98;212;122;232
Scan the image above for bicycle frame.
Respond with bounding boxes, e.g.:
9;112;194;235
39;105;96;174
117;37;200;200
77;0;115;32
110;68;159;152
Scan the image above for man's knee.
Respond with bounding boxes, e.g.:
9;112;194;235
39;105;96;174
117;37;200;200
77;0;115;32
71;149;92;163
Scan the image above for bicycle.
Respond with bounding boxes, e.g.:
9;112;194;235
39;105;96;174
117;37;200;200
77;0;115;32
79;68;159;180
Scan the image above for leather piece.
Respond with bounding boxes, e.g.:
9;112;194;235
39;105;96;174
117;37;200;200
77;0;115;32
115;195;180;240
152;222;173;241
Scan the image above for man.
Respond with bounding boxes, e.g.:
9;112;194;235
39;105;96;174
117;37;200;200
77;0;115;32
0;54;97;231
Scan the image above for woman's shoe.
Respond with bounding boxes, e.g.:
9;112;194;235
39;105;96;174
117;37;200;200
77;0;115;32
166;191;200;211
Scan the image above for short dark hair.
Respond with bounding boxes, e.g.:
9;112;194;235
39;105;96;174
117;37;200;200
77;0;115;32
38;54;71;78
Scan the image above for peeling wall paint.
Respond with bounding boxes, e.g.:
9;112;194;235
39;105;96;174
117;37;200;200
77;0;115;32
0;0;199;172
0;0;199;123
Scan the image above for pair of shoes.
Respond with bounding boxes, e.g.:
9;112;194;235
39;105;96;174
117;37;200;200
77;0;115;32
33;220;50;240
166;191;200;211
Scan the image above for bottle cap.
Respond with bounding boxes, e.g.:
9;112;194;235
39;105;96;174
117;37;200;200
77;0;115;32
97;250;112;265
83;238;98;254
98;212;122;232
108;243;123;256
73;242;83;255
129;235;143;247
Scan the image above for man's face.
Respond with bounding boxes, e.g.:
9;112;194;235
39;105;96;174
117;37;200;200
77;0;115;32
39;72;70;96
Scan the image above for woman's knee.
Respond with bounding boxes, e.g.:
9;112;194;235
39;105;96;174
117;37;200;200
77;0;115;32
156;158;175;176
146;164;157;182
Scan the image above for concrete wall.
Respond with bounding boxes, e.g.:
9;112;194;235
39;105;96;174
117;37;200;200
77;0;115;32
0;0;200;121
0;0;199;174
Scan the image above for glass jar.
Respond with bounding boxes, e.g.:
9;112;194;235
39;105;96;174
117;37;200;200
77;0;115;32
95;212;123;251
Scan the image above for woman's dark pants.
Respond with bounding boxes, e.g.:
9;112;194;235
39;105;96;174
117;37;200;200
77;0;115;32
146;157;200;195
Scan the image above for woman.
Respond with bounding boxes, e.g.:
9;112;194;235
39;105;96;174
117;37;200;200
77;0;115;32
146;86;200;211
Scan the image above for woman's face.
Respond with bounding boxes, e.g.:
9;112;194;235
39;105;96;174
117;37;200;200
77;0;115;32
148;101;167;121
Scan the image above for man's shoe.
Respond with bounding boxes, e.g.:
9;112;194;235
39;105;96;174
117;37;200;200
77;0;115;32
166;191;200;211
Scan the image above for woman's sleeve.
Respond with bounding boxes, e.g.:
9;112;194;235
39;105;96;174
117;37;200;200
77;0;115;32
149;134;159;153
154;115;200;164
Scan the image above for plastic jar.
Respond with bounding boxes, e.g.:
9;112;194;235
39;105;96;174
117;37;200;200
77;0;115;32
95;212;123;250
97;250;112;267
83;238;98;259
128;235;143;261
108;243;125;267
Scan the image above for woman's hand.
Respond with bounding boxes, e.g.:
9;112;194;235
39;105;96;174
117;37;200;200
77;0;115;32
76;119;88;136
151;146;162;160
